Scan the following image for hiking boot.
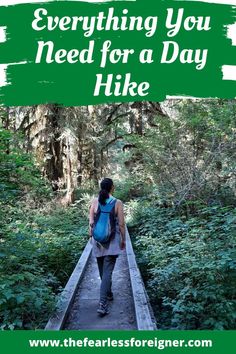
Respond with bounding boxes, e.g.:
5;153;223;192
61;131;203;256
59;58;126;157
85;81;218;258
107;291;114;301
97;302;109;317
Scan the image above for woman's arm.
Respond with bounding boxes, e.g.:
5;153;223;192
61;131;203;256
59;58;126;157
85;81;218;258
117;200;126;249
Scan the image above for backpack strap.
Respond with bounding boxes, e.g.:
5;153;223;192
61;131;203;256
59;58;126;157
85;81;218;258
99;198;117;213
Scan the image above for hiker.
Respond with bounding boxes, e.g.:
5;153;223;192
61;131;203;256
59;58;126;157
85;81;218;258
89;178;126;316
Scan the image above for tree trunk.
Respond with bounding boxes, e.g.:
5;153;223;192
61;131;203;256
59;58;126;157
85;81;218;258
65;136;75;205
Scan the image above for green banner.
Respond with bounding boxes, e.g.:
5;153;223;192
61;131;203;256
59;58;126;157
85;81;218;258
0;330;235;354
0;0;236;106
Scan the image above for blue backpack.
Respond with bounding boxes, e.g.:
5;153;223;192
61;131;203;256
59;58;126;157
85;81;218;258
92;198;117;246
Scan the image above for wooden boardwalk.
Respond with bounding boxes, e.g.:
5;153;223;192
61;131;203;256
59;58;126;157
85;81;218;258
45;231;156;331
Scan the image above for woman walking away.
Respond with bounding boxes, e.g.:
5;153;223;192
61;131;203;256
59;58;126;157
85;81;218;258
89;178;126;317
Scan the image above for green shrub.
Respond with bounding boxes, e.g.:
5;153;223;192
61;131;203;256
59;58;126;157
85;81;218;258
129;199;236;329
0;204;88;329
0;129;89;329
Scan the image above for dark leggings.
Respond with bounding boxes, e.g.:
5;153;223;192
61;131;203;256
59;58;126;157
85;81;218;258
96;255;118;305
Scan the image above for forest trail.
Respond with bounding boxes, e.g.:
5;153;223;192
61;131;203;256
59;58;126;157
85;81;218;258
1;101;235;330
64;252;137;330
46;231;156;331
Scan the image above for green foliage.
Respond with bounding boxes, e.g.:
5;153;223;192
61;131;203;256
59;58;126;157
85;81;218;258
0;274;56;330
0;204;88;330
0;128;52;210
35;205;88;285
128;198;236;329
0;128;88;329
123;100;236;208
114;177;152;202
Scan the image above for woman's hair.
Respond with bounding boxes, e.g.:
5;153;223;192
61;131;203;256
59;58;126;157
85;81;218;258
98;178;114;205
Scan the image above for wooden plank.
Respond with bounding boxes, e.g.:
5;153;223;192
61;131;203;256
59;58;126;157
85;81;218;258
126;229;157;330
45;241;92;330
45;231;157;331
64;252;137;330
